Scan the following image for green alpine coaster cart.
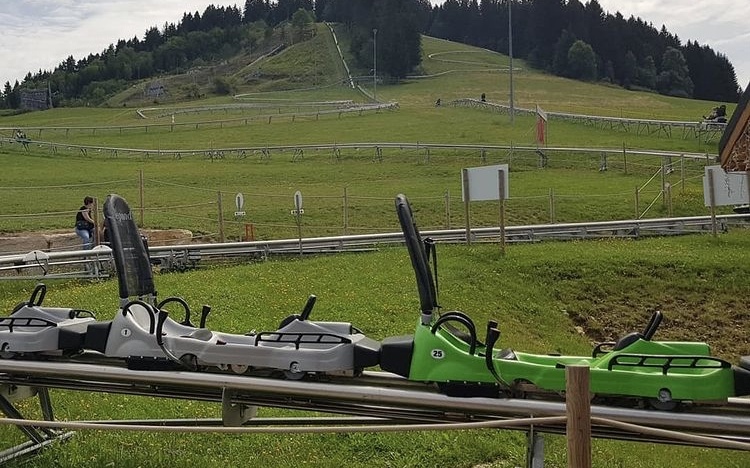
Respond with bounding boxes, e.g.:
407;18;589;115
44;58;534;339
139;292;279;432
380;194;750;408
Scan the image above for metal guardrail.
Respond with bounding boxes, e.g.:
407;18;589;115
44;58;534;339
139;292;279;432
0;102;398;143
449;98;727;141
0;137;716;162
1;214;748;280
1;361;748;440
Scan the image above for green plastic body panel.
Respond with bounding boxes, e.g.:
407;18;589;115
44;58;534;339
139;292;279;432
407;320;736;401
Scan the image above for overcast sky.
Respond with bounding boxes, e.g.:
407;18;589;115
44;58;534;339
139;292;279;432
1;1;748;96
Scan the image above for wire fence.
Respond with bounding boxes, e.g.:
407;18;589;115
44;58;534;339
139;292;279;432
0;145;719;255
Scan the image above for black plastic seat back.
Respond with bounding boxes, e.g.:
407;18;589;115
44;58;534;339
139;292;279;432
395;194;438;317
103;194;156;302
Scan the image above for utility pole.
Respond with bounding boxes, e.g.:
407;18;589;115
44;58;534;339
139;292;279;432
508;0;515;123
373;28;378;103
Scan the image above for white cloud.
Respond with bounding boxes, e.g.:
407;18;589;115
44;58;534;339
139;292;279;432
0;1;238;86
596;1;750;89
2;1;747;95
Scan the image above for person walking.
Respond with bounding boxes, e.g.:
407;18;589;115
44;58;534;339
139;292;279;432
75;196;96;250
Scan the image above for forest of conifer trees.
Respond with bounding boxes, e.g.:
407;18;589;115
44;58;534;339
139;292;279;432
1;0;740;109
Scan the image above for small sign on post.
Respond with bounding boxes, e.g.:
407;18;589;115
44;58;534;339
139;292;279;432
292;190;304;255
461;164;510;247
234;192;246;217
702;166;750;237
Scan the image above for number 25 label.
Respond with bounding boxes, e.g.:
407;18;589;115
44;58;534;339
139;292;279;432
431;349;445;359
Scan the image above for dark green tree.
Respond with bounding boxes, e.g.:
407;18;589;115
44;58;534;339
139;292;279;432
566;40;597;81
622;51;637;88
373;0;422;78
552;29;576;76
638;55;657;90
244;0;270;23
656;46;694;98
291;8;315;42
1;82;11;109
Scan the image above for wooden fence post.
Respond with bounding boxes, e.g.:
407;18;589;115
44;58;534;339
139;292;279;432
634;186;640;219
566;365;591;468
462;168;471;245
343;187;349;235
217;191;225;243
549;188;556;223
444;190;451;229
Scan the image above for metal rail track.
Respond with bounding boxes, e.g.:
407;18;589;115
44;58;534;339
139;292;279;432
1;214;748;279
0;360;748;447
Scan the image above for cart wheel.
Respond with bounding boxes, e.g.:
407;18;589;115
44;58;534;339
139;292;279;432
0;343;13;359
230;364;249;374
179;354;199;369
284;362;305;380
649;388;676;411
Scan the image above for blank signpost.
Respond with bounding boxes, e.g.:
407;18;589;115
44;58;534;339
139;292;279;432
461;164;509;251
702;166;750;238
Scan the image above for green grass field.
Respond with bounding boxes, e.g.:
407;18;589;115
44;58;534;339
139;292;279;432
0;32;729;241
0;26;748;467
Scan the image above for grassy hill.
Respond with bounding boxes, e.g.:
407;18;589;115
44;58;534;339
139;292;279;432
0;27;735;238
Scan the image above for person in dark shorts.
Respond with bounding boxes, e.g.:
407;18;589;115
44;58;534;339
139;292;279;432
75;196;96;250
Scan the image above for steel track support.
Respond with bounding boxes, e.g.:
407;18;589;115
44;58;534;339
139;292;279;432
525;426;544;468
221;388;257;427
0;385;74;465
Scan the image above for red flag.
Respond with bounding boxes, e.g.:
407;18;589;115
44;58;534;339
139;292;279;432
536;105;547;146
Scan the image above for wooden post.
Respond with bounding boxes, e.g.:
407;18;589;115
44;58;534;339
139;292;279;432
635;186;640;219
343;187;349;235
622;143;627;174
499;169;506;255
509;141;514;168
566;365;591;468
444;189;451;229
680;156;685;194
139;169;145;227
217;191;225;243
666;183;672;217
549;188;555;223
462;168;471;245
707;168;718;237
661;158;666;207
92;197;100;246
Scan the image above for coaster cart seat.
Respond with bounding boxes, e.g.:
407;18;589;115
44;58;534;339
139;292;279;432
87;194;380;376
380;194;750;405
0;283;96;357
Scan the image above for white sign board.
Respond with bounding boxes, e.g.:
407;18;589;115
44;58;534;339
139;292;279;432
461;164;509;201
702;166;750;206
234;193;246;216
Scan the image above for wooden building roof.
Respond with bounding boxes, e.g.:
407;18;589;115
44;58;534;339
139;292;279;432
719;82;750;171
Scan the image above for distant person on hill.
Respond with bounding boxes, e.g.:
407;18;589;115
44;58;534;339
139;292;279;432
716;104;727;122
704;104;727;122
703;106;718;120
75;196;96;250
